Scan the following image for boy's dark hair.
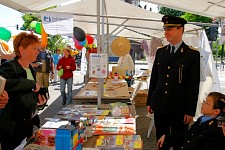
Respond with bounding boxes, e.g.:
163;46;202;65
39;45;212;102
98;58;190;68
208;92;225;112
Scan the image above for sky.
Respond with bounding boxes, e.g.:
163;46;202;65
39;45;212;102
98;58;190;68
0;4;24;30
140;1;158;13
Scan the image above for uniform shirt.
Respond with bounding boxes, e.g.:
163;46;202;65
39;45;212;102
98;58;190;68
170;41;182;54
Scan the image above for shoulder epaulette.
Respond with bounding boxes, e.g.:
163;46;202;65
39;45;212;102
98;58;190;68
189;46;198;51
158;45;167;49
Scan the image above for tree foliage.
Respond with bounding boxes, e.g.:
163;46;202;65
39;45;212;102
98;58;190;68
159;7;212;23
21;14;41;30
181;13;212;23
159;7;184;16
47;35;66;52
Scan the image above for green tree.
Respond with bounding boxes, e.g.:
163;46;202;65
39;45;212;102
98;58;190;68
181;13;212;23
159;7;212;23
47;35;67;52
21;14;41;30
159;7;184;16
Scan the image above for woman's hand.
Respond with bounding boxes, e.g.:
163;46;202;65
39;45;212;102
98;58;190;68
0;90;9;109
157;135;165;150
37;94;47;106
32;83;40;92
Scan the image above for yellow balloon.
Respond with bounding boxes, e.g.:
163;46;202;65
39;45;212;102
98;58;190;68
0;40;9;50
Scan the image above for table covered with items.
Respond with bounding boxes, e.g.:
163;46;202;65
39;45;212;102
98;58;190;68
73;78;131;104
24;103;143;150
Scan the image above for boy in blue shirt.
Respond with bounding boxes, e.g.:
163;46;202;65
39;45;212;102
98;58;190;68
158;92;225;150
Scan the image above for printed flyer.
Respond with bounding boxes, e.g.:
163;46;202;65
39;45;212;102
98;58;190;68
89;53;108;78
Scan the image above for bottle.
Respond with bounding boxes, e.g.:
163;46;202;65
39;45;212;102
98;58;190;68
114;72;118;81
125;66;129;79
103;82;106;96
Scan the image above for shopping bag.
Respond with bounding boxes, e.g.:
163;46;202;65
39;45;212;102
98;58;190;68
58;68;63;77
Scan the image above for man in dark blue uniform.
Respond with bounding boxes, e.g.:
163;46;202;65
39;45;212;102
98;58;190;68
146;15;200;150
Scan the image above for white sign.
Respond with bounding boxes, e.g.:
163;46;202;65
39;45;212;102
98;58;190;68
40;12;73;35
220;18;225;44
89;53;108;78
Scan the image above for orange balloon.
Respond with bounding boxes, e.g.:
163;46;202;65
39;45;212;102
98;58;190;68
0;40;9;51
12;35;17;40
41;24;48;48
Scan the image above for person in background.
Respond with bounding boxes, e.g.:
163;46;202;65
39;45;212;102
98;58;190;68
146;15;200;150
52;48;62;82
57;48;76;105
157;92;225;150
0;32;46;150
33;45;54;88
117;53;134;75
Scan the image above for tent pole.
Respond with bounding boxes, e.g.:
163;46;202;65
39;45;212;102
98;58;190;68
97;0;102;108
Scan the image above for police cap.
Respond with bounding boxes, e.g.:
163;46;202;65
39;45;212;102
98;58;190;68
162;15;187;29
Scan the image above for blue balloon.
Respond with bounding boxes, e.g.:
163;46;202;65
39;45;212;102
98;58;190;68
79;39;86;46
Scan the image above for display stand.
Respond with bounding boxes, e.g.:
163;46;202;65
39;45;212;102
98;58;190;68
73;78;131;104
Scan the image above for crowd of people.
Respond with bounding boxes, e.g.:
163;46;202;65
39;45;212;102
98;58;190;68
0;15;224;150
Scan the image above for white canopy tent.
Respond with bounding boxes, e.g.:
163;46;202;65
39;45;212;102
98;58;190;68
0;0;202;41
143;0;225;18
47;0;202;40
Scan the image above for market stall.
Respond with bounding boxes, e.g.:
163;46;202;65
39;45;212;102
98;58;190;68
24;103;142;149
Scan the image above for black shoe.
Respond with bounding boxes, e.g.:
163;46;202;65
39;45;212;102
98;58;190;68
62;100;66;105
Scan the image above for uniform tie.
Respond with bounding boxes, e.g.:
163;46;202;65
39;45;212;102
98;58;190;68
170;46;175;57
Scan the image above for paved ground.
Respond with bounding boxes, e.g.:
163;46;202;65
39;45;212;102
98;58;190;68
36;63;225;150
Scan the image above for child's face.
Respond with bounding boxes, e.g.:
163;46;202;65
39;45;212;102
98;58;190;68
201;96;218;116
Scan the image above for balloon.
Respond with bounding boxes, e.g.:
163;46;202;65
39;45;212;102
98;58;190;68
41;24;48;48
88;44;93;49
89;48;97;53
79;39;87;46
75;42;83;50
86;35;94;44
30;21;37;28
35;22;42;34
0;27;11;41
74;50;79;55
0;40;9;50
73;27;86;42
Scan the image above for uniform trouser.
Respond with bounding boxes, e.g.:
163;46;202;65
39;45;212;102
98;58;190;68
154;112;189;150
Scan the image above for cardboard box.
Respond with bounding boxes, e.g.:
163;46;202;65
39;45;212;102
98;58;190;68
133;90;148;106
55;125;79;150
